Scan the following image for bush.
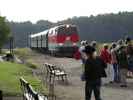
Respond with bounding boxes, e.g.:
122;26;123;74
14;48;33;59
26;61;38;69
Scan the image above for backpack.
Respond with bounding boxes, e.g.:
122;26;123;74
116;46;128;67
128;56;133;68
126;45;133;68
127;45;133;55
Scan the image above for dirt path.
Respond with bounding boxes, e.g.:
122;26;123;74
31;53;133;100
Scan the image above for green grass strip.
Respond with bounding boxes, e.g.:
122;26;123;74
0;62;47;96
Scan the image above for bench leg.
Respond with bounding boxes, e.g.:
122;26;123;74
45;72;49;82
49;74;52;83
49;82;56;100
61;75;64;81
0;90;2;100
64;75;69;85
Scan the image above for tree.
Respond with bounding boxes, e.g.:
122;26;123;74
0;16;10;52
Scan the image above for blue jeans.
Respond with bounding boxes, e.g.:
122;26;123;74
85;79;102;100
113;63;120;82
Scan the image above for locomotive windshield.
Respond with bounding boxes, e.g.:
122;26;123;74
58;25;77;35
58;26;66;34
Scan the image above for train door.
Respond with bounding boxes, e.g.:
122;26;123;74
46;32;48;50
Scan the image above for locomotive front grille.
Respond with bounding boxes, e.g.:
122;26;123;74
55;46;78;57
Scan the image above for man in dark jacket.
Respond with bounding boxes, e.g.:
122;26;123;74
83;45;106;100
116;44;128;87
125;37;133;77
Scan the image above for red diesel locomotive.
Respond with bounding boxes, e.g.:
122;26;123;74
29;24;79;57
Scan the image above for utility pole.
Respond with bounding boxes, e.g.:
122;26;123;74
9;36;14;55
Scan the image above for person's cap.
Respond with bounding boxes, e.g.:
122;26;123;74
125;36;131;43
103;43;108;47
117;39;123;45
81;40;88;46
111;42;116;48
82;45;95;54
91;41;97;47
80;41;85;45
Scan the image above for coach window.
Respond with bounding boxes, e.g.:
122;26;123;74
49;30;53;35
51;30;53;35
55;29;57;35
32;38;35;41
62;27;65;34
53;30;55;35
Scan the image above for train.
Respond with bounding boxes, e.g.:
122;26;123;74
29;24;80;57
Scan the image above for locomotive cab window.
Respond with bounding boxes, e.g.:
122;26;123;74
71;27;77;33
58;26;65;34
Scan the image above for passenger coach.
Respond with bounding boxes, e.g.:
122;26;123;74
29;24;79;57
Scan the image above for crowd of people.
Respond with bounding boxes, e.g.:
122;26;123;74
101;37;132;86
74;36;133;100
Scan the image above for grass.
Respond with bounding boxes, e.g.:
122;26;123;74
0;62;47;96
14;48;34;59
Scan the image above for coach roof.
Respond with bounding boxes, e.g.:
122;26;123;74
30;24;75;38
30;29;49;38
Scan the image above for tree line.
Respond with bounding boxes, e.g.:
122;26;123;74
2;11;133;48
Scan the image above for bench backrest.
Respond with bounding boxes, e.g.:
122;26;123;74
45;63;53;73
20;77;39;100
44;63;51;73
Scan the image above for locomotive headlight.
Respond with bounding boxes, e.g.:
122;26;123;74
66;25;70;28
59;43;63;46
73;43;77;46
66;36;70;40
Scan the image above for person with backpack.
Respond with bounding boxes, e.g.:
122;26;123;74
116;41;128;87
83;45;106;100
125;37;133;77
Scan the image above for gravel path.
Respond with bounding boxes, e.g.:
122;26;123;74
31;54;133;100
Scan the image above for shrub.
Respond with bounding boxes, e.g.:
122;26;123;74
26;61;38;69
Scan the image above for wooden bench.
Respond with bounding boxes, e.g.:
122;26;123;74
20;77;48;100
44;63;68;83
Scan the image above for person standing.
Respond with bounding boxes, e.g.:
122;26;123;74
100;44;114;84
110;43;120;83
74;40;88;81
83;45;106;100
125;37;133;77
79;40;88;81
91;41;98;56
116;44;128;87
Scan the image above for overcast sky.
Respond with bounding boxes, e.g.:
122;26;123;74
0;0;133;23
